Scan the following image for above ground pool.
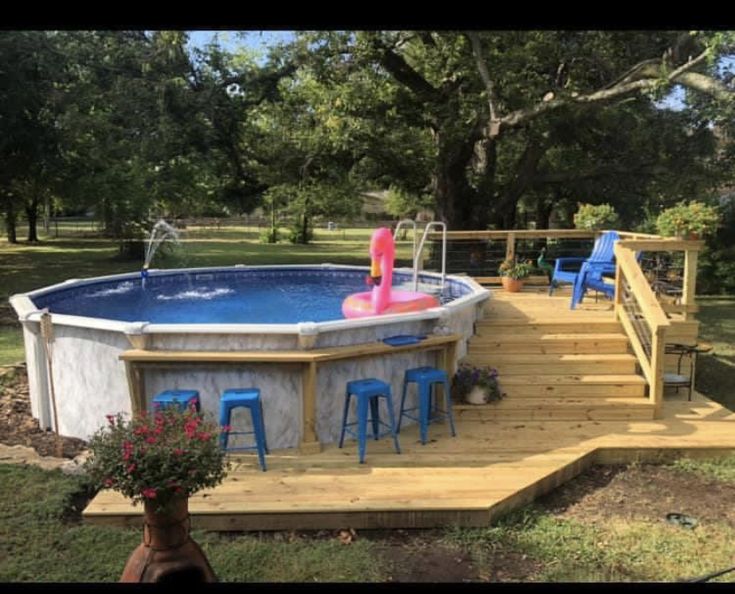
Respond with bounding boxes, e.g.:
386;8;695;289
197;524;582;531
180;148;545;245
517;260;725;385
29;266;472;325
11;265;489;451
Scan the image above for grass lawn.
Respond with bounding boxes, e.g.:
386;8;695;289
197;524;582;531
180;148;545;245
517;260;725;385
0;464;383;582
693;298;735;410
4;459;735;582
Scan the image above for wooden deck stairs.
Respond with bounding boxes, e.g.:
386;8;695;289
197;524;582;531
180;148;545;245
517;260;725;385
457;286;654;421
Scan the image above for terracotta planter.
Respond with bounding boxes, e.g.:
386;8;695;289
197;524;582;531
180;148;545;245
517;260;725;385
501;277;524;292
120;497;217;583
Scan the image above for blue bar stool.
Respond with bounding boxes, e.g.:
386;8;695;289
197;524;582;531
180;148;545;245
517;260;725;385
219;388;269;471
152;389;200;413
339;378;401;464
398;366;457;444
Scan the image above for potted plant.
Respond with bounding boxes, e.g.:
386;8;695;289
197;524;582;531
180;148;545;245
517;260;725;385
573;203;619;231
452;364;504;405
498;258;533;292
85;405;230;582
655;201;720;240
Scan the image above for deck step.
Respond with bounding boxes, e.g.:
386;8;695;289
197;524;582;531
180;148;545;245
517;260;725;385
454;397;655;421
462;353;638;375
496;374;647;398
469;333;629;354
475;320;624;334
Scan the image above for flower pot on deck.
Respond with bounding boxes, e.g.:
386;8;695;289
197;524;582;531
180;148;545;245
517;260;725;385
465;386;492;404
501;277;524;292
120;497;217;583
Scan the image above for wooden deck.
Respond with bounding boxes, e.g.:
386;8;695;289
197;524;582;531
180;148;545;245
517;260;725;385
83;286;734;531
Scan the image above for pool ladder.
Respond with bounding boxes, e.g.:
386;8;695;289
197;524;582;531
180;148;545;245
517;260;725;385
392;220;447;294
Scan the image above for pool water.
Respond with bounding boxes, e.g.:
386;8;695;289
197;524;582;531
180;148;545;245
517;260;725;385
32;267;468;324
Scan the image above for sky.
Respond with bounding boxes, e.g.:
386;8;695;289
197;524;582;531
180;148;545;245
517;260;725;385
187;30;294;61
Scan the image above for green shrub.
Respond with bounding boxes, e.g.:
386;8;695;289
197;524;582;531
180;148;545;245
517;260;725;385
655;201;720;238
259;228;279;244
287;224;313;244
573;203;619;230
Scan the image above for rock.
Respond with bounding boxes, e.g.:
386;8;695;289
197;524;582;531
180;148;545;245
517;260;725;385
60;450;91;476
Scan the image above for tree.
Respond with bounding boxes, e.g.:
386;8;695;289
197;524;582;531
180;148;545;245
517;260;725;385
294;31;734;230
0;31;66;242
384;185;433;219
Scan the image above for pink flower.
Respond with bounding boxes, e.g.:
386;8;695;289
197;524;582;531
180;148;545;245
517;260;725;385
106;415;116;427
122;440;134;461
126;463;136;474
142;488;157;499
221;425;231;433
104;478;114;487
197;432;211;442
145;436;157;444
173;448;185;456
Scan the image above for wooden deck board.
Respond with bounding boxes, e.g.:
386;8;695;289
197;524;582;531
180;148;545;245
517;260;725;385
84;285;734;530
84;401;735;529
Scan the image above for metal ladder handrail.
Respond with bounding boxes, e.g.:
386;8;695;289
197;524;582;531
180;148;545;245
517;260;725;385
392;219;418;266
413;221;447;292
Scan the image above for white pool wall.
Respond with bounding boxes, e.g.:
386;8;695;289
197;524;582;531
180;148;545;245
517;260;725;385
10;265;489;448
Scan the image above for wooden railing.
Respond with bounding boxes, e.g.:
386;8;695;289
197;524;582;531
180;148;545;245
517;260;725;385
614;244;670;417
428;228;704;419
426;229;596;284
617;235;703;321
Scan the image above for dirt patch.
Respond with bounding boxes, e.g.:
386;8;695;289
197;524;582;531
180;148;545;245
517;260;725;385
380;541;479;582
364;529;478;582
0;364;87;459
364;528;542;582
539;464;735;528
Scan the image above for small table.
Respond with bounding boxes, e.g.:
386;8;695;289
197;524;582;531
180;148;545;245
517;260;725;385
663;342;713;400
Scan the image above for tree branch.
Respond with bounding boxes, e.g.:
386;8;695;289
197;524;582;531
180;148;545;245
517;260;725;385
499;47;733;132
465;31;499;133
369;39;442;104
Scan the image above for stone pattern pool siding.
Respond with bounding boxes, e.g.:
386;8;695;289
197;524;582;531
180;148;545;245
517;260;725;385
12;266;488;448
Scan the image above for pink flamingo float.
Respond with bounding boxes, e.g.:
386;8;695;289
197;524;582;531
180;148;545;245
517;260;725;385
342;227;440;318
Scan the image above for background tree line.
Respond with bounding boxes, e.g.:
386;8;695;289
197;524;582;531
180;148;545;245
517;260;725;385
1;30;733;255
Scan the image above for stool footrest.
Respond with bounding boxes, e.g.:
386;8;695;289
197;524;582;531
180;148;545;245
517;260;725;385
342;419;396;441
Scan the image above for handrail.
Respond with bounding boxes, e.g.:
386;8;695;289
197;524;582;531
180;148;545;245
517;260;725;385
614;243;671;418
618;238;704;321
615;247;671;330
414;222;447;291
393;219;418;264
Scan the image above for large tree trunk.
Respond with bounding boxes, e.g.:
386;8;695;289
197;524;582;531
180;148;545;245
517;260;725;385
491;137;549;229
536;198;553;231
4;201;18;243
433;130;485;230
25;195;39;242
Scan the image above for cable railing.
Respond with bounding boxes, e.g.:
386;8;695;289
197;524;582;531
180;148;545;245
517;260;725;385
421;228;705;420
614;244;671;416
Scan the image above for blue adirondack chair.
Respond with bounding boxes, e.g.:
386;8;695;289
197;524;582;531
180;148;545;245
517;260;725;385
548;230;620;306
570;260;616;309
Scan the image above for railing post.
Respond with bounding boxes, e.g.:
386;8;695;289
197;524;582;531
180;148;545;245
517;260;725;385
614;260;624;320
682;248;698;321
506;232;516;261
650;325;666;419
